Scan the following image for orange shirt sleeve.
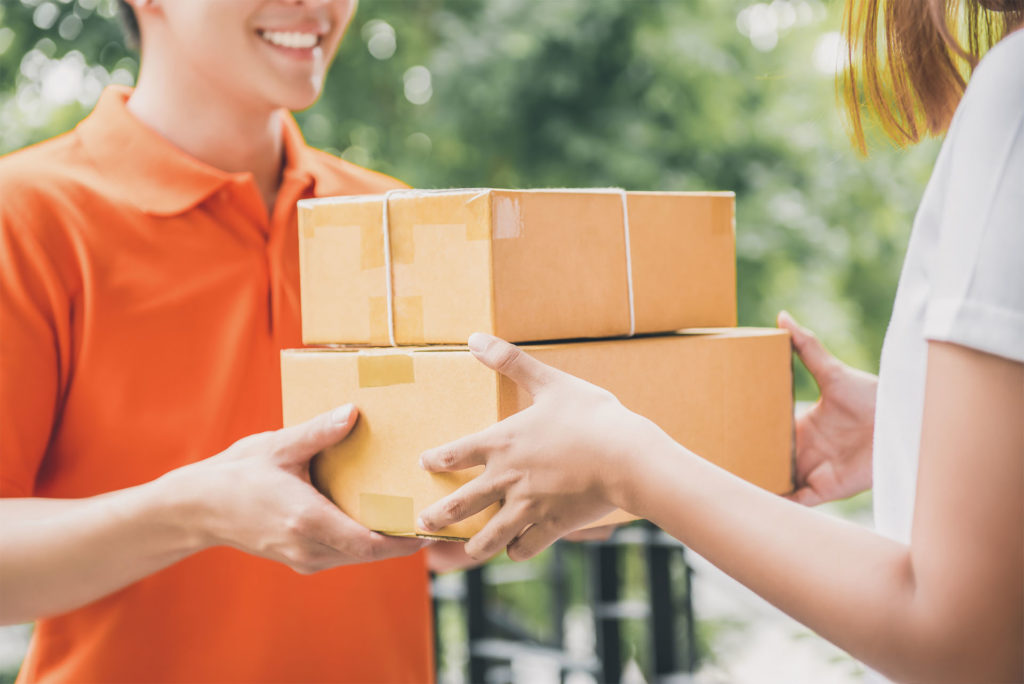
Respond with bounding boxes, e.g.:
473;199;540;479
0;177;76;497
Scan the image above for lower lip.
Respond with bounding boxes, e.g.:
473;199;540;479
256;34;322;61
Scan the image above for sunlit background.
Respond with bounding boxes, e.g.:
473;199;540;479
0;0;943;682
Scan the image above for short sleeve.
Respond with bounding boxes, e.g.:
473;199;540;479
923;37;1024;364
0;181;74;497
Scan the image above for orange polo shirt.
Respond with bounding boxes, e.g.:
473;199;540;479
0;87;432;683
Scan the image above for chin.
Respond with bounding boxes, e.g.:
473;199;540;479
268;82;324;112
281;92;322;112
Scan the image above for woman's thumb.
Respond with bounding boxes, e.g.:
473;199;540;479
777;311;840;386
467;333;558;394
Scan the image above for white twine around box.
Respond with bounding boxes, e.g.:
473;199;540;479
378;187;636;346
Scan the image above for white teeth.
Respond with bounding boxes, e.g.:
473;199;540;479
259;30;319;49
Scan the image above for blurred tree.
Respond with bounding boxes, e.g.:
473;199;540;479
0;0;941;396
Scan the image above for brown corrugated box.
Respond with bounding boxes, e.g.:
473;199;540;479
280;329;794;540
297;189;737;345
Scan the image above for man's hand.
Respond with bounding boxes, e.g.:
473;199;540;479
777;311;876;506
170;404;427;574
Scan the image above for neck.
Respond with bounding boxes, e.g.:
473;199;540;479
127;55;284;213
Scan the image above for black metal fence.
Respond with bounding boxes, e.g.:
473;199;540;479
432;522;699;684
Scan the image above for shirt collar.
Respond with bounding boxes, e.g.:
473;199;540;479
76;86;318;217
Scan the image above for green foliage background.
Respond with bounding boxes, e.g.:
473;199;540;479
0;1;945;678
1;0;942;400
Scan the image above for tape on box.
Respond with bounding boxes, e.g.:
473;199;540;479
357;354;415;388
359;492;415;534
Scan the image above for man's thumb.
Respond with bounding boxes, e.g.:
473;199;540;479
276;404;358;462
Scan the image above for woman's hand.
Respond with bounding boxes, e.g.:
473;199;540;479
777;311;876;506
168;404;427;574
416;334;672;562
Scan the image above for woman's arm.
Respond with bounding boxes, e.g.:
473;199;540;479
0;405;427;625
418;335;1023;682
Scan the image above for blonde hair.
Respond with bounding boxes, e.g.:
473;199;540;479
842;0;1023;152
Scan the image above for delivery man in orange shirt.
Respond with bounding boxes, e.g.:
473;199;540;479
0;1;467;681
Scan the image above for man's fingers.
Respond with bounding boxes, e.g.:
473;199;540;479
467;333;560;395
304;502;427;561
275;404;358;462
777;311;841;388
420;432;488;473
365;532;431;561
507;521;561;561
417;475;505;533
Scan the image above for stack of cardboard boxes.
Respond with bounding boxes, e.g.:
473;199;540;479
281;189;794;540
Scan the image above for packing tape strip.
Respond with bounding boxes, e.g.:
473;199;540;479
378;187;637;345
359;492;415;534
357;354;415;388
535;187;636;336
379;188;487;346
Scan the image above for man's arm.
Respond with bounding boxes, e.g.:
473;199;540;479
0;406;426;625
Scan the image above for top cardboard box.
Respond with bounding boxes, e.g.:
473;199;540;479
298;189;737;345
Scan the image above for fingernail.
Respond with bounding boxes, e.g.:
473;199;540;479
332;404;354;426
417;516;433;531
418;454;427;470
467;332;492;355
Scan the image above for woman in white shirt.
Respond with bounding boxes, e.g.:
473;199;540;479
415;1;1024;681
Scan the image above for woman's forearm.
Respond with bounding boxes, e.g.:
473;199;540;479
628;443;921;673
626;342;1023;683
627;431;1023;683
0;473;206;625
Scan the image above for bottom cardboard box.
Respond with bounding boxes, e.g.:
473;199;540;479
280;328;794;540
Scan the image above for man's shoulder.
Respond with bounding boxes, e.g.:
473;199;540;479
303;146;409;197
0;129;120;261
0;130;103;215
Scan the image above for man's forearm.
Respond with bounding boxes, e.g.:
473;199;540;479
0;473;207;625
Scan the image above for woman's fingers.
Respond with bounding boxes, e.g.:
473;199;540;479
420;432;489;473
785;486;824;507
562;523;618;542
777;311;842;388
417;473;507;533
467;333;560;395
507;521;562;561
464;502;533;560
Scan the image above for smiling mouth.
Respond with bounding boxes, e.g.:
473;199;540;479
256;29;324;50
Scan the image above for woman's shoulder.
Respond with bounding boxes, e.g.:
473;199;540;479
955;29;1024;135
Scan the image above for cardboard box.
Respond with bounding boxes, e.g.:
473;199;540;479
281;329;794;540
297;189;737;345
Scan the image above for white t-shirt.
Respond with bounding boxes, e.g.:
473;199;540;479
873;29;1024;545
